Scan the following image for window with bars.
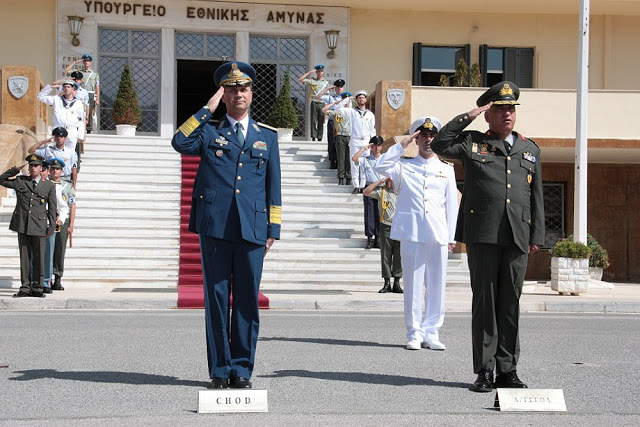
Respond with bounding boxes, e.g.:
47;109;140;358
543;183;564;249
99;28;161;134
249;36;307;137
176;33;235;59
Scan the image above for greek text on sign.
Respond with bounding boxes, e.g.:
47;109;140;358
494;389;567;412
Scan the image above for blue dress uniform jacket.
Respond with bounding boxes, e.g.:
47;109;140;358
172;108;282;244
172;107;281;381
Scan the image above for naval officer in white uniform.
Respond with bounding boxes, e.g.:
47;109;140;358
374;117;459;351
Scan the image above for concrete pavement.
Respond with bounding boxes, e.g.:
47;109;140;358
1;280;639;313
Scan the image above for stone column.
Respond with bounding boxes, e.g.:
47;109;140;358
373;80;417;157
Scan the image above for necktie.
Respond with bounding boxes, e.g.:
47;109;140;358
235;123;244;146
503;140;511;154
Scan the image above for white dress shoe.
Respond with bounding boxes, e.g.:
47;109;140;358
406;339;422;350
422;337;446;350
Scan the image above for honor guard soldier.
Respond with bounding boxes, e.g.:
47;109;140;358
375;118;458;351
172;61;282;390
315;79;349;168
298;64;329;141
1;154;57;298
431;81;544;392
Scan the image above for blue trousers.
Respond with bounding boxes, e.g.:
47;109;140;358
200;236;265;379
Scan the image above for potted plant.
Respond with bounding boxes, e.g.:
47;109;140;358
549;238;592;295
112;64;141;136
266;66;298;142
586;234;610;280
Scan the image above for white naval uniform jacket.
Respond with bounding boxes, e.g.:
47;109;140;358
374;143;458;245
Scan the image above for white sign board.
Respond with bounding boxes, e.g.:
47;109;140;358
198;389;268;413
494;389;567;412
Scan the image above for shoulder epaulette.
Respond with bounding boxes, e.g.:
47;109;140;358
440;158;454;166
257;122;278;132
519;133;539;147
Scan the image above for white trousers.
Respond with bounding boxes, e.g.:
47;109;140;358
401;240;448;342
349;138;369;188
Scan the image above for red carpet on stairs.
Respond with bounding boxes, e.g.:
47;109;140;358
177;155;270;309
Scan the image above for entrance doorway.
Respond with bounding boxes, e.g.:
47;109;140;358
176;59;226;125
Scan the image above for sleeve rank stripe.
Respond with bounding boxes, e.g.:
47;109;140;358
178;116;200;137
269;206;282;225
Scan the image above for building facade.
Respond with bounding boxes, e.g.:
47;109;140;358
1;0;639;280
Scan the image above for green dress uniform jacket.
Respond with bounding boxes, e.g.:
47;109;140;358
431;112;545;375
0;167;57;237
431;113;544;252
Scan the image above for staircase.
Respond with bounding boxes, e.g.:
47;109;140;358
261;138;470;291
0;134;469;293
0;134;182;288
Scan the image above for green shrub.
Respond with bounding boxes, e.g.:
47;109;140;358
112;64;142;126
561;234;610;268
587;234;610;269
550;239;591;259
266;67;298;129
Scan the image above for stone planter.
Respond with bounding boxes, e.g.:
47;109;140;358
276;128;293;142
116;124;137;136
550;257;589;295
589;266;604;281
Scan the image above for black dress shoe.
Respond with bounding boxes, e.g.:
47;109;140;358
13;291;30;298
30;291;46;298
230;377;252;388
43;287;52;294
352;187;359;194
494;371;528;388
392;283;404;293
338;178;344;185
51;284;64;291
345;178;351;186
365;237;373;249
470;369;494;392
379;281;391;293
207;377;228;389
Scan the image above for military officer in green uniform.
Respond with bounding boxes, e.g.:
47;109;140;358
431;81;545;393
298;64;329;141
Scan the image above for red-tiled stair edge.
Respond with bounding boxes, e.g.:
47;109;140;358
178;155;270;309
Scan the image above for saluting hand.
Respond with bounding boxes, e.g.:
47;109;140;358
468;102;492;120
400;130;421;148
206;87;225;112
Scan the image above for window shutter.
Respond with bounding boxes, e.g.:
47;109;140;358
479;44;488;86
412;43;422;85
504;48;517;82
518;48;534;88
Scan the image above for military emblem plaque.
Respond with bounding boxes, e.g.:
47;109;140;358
8;76;29;100
386;89;405;111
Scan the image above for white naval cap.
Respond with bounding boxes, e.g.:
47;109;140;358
410;116;442;134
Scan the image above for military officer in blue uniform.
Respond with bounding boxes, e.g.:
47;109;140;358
431;81;545;393
172;62;282;390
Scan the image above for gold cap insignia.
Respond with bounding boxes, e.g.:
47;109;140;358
422;118;434;130
500;83;514;97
